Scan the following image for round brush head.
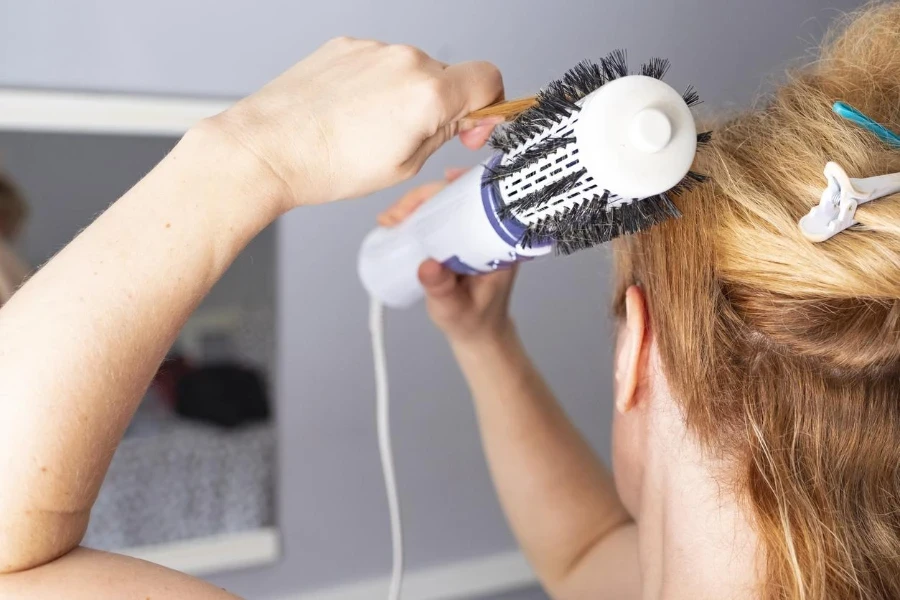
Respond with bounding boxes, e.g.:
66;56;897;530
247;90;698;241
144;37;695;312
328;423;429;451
487;51;710;254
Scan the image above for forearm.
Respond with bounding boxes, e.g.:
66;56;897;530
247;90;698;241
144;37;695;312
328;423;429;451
451;327;631;588
0;125;284;572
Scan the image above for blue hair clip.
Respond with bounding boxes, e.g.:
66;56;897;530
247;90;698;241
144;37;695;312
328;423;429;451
833;101;900;148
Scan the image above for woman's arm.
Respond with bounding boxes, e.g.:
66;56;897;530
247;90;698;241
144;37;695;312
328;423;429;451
0;129;279;573
451;326;640;599
380;178;640;599
0;37;502;578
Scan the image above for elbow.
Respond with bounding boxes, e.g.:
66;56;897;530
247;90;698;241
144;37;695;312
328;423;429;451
540;519;637;600
0;510;88;574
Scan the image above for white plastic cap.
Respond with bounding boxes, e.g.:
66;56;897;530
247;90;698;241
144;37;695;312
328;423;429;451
630;108;673;153
574;75;698;199
358;227;427;309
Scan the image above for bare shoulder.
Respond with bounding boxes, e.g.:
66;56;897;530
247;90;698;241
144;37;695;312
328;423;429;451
549;523;641;600
0;547;242;600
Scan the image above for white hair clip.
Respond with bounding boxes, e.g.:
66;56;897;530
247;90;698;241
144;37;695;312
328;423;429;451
799;161;900;242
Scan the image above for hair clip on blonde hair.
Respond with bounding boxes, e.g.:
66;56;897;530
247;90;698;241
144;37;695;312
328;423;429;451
799;162;900;242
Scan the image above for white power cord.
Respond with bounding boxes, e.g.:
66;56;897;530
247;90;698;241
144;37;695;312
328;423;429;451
369;297;403;600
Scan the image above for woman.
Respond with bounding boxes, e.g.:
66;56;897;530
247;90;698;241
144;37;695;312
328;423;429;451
384;4;900;599
2;6;898;600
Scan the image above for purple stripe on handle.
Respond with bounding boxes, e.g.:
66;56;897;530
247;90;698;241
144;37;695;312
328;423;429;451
442;255;482;275
440;157;551;276
481;156;525;246
481;156;551;249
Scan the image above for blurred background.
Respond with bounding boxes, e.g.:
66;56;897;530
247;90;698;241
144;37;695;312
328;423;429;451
0;1;865;598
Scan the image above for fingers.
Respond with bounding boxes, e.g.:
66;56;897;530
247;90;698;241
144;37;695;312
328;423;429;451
377;181;447;227
470;264;518;304
401;62;502;173
440;61;505;123
486;264;518;289
418;259;458;297
445;167;467;182
490;264;519;297
459;116;503;150
377;168;467;227
402;119;496;174
403;123;459;174
418;260;472;319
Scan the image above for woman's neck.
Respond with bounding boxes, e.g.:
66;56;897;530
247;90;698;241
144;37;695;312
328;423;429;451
638;397;761;599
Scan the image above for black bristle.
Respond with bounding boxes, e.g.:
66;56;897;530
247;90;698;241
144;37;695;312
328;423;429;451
559;59;607;99
497;168;587;220
519;186;690;253
600;49;629;80
682;84;702;108
666;170;709;198
489;58;609;153
640;57;671;80
581;194;681;251
697;131;713;146
519;190;682;253
521;192;610;251
490;88;579;152
485;135;575;182
490;51;626;153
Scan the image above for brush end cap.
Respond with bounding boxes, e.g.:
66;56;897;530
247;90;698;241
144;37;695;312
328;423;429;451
575;75;698;199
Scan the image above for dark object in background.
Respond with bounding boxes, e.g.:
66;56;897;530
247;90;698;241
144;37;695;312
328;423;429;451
175;364;270;428
153;353;192;409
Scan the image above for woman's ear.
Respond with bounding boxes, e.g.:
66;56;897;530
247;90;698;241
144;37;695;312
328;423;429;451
615;285;648;414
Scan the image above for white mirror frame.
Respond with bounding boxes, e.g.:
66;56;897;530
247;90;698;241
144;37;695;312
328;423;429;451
0;88;229;137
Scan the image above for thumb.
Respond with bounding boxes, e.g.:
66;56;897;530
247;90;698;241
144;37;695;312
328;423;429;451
419;259;459;298
459;116;503;150
418;260;469;316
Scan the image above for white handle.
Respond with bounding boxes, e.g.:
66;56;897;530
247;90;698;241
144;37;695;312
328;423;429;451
358;223;428;309
358;163;552;309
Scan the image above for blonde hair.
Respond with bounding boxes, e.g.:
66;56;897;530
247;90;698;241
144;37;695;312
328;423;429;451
614;3;900;598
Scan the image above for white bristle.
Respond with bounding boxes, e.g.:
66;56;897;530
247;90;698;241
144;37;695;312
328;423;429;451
497;104;600;227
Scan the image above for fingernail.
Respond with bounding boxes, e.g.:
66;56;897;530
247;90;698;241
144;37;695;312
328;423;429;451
460;115;505;130
476;116;506;127
467;124;495;139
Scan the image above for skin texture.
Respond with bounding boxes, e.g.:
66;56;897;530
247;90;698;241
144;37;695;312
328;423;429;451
0;38;501;599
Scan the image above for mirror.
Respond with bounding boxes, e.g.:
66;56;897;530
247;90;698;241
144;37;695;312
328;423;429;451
0;128;279;575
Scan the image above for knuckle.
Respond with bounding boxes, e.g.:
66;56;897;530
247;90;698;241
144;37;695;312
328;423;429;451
326;36;383;51
416;79;451;132
386;43;428;66
486;64;504;91
326;35;354;47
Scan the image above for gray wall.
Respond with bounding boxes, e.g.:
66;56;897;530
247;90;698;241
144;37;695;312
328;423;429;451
0;1;864;599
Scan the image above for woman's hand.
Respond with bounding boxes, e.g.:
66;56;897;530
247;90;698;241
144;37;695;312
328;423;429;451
379;169;518;347
207;38;504;211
